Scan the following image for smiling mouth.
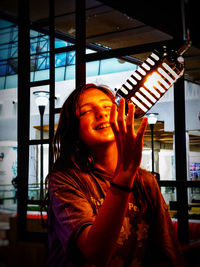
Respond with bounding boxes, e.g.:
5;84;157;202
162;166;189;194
95;123;110;130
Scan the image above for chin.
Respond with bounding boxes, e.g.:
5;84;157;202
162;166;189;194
98;136;115;144
87;137;115;147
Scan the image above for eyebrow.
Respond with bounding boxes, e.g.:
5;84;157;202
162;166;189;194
79;98;112;109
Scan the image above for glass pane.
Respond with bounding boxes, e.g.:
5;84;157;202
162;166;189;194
161;187;176;204
55;66;65;82
187;188;200;241
66;51;75;65
55;79;75;109
0;60;7;76
10;46;18;57
5;75;17;88
0;32;10;44
7;58;17;75
0;45;8;59
86;61;99;77
55;52;67;67
159;150;175;180
30;52;49;72
55;38;73;48
0;144;17;212
189;162;200;181
0;76;5;89
33;69;49;82
185;81;200;181
54;113;60;130
28;144;49;201
0;19;14;28
0;15;18;213
161;187;177;219
65;64;75;80
99;58;136;75
189;187;200;204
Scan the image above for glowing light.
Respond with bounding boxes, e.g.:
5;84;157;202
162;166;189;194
115;41;190;118
141;62;151;71
131;97;148;112
146;58;155;66
135;92;152;107
162;63;179;79
133;71;142;80
137;67;146;76
129;76;137;85
33;91;49;106
151;73;169;92
139;87;156;103
151;53;160;61
158;67;174;83
148;113;158;124
124;82;133;90
144;75;161;98
120;86;128;95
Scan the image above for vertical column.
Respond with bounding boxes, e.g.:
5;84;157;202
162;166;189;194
174;76;189;243
49;0;55;168
150;124;155;173
75;0;86;89
17;0;30;240
173;0;190;244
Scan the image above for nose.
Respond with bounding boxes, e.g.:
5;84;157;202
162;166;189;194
95;107;108;119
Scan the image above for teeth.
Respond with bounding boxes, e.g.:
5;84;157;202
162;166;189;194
96;123;110;130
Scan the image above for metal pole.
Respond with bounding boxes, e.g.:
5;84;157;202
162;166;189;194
17;0;30;241
49;0;55;169
173;0;189;245
150;124;154;174
39;105;45;200
174;76;189;243
75;0;86;89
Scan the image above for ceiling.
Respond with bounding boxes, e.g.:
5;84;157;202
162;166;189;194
0;0;200;83
0;0;200;147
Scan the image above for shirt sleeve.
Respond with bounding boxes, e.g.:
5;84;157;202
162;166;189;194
48;171;96;254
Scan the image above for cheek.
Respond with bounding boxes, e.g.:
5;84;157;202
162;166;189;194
79;119;93;141
79;119;89;131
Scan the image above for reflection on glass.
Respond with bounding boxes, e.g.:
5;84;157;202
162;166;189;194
187;188;200;241
161;187;176;205
0;145;18;212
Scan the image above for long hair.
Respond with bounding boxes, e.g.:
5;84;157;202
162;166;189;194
52;83;116;171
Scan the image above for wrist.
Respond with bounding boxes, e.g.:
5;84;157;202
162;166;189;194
113;168;138;188
110;180;132;192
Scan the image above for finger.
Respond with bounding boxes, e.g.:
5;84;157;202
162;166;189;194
110;103;122;155
117;98;126;133
136;117;148;142
110;103;119;134
126;103;135;138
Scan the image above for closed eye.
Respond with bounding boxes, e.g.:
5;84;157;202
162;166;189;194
80;109;92;116
104;105;112;109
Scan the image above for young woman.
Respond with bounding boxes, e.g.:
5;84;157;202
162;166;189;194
47;83;186;266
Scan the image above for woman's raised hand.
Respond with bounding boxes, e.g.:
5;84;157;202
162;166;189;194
110;98;148;187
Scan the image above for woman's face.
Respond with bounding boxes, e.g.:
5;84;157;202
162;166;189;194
77;88;115;148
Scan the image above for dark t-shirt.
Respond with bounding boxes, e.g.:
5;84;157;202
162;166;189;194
47;167;185;267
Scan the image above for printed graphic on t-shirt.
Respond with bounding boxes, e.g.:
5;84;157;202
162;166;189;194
90;196;149;247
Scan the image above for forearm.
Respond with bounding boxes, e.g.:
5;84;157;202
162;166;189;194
77;181;132;264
